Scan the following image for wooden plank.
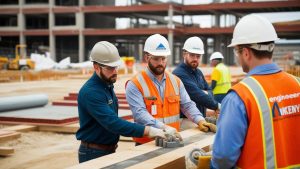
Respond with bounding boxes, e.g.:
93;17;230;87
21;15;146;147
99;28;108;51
38;123;79;133
127;136;214;169
0;130;21;143
67;128;214;169
0;147;14;156
3;125;37;132
38;123;133;141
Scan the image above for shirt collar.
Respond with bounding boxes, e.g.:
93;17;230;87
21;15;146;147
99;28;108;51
145;67;166;82
247;63;281;76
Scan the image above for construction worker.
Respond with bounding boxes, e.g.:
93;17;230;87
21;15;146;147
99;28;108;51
76;41;167;163
209;52;231;103
173;37;220;124
208;14;300;168
125;34;216;145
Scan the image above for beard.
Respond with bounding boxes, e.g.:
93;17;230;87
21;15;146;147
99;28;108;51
186;60;199;69
100;70;117;84
239;56;249;73
148;62;166;75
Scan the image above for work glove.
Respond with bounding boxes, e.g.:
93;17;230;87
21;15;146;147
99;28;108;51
163;125;183;141
174;132;183;141
163;125;177;135
198;120;217;133
148;127;167;139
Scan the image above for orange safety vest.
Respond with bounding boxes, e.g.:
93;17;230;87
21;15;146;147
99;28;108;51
232;71;300;169
130;70;181;144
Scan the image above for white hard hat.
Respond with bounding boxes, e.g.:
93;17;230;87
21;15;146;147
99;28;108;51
228;14;279;47
144;34;171;56
210;52;224;61
183;36;204;54
90;41;122;67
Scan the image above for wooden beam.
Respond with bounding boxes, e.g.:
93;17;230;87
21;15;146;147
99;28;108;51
38;123;79;134
0;147;14;156
3;125;37;132
127;136;214;169
37;123;133;141
0;131;21;143
67;128;214;169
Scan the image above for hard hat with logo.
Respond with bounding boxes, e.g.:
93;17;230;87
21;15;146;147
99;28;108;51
209;52;224;61
228;14;279;48
144;34;171;57
90;41;122;67
183;36;205;54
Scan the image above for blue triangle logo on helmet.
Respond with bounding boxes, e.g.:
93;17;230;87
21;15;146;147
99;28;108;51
156;43;166;50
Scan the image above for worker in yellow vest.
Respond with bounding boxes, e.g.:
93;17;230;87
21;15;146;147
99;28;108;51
125;34;217;145
209;52;231;103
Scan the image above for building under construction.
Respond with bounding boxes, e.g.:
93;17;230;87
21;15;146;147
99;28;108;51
0;0;299;65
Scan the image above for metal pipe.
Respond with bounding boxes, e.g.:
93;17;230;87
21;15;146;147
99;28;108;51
0;94;48;112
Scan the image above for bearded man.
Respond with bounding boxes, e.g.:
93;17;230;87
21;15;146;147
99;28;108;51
173;37;220;125
76;41;167;163
125;34;216;146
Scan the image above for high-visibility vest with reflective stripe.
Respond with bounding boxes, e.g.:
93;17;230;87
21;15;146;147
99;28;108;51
213;63;231;95
232;72;300;169
131;70;181;144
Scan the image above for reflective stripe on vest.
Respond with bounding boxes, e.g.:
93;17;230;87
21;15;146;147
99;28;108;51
240;77;277;169
137;73;151;97
168;73;180;96
156;114;180;124
289;74;300;85
136;72;179;98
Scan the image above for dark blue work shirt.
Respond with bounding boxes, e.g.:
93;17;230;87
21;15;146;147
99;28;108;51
173;63;219;117
76;72;145;145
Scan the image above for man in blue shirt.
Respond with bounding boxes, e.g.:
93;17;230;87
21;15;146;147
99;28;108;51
173;37;220;129
126;34;217;146
76;41;166;163
209;14;300;168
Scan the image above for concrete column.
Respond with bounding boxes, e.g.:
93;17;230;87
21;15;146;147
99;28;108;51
18;0;25;44
139;43;143;63
49;0;56;61
168;4;174;66
78;0;85;62
215;14;220;27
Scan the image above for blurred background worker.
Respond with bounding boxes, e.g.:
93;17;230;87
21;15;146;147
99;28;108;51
173;36;220;130
76;41;166;163
209;52;231;103
210;14;300;168
125;34;216;145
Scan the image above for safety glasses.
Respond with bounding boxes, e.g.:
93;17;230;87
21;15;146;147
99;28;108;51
101;66;118;71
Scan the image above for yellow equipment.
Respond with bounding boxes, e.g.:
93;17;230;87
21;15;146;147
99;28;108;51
0;44;35;70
